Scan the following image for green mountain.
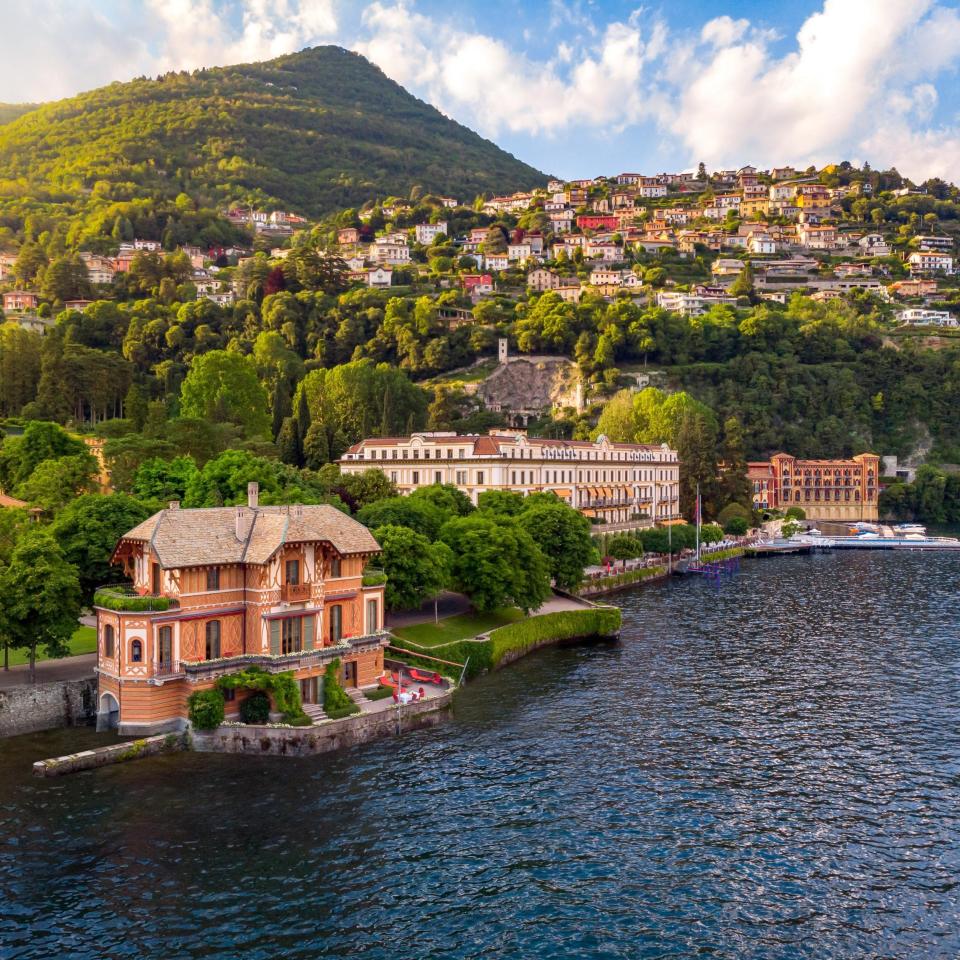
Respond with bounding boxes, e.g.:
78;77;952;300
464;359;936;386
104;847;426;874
0;46;545;237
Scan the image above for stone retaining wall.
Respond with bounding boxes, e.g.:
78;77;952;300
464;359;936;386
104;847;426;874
32;732;188;777
0;677;97;738
193;692;453;758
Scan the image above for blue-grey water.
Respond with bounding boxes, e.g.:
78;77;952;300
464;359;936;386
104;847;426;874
2;551;959;959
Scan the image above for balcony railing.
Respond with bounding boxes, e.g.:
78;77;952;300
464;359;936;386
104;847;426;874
154;660;182;678
93;583;177;612
181;631;390;678
281;582;311;602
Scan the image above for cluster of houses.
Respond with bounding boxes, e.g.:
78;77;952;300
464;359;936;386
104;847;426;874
0;239;241;329
3;164;959;332
325;164;957;315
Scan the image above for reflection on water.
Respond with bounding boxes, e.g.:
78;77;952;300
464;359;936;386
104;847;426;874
1;551;959;959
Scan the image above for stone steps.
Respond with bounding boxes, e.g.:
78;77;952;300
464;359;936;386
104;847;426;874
303;703;328;723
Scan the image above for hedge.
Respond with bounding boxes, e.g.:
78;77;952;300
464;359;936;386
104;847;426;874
93;587;173;612
488;608;621;666
582;565;666;592
390;607;621;679
696;547;744;563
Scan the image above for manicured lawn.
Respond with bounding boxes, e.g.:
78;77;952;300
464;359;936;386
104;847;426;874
5;625;97;667
391;608;525;647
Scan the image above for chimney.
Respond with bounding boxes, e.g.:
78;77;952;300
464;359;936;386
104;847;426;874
168;500;180;510
235;506;252;542
248;482;259;509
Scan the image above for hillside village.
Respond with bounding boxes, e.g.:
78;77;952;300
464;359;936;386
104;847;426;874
2;159;960;534
3;162;959;333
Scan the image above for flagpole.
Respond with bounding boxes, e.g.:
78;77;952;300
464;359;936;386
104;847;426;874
695;482;701;563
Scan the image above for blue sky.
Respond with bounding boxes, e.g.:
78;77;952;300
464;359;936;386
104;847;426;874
3;1;960;181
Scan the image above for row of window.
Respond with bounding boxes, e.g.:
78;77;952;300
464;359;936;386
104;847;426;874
103;600;378;666
366;446;669;464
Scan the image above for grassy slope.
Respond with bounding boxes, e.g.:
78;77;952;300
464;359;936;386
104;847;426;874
5;625;96;667
391;608;525;647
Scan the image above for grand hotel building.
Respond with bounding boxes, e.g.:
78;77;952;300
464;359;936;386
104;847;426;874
748;452;881;522
339;430;681;526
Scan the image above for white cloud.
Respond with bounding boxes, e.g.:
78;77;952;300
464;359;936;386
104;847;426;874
0;0;338;102
356;2;666;136
145;0;338;73
700;16;750;48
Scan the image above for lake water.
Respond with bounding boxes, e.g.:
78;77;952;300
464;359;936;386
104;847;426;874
2;551;959;959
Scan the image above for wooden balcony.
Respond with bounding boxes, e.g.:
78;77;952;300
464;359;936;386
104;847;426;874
282;582;311;602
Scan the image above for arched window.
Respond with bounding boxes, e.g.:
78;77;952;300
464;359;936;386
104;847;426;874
205;620;221;660
104;624;115;658
131;640;142;662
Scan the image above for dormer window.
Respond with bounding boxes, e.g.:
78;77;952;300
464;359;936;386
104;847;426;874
285;559;300;585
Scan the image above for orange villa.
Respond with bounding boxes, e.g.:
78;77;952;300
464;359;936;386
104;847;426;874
95;484;387;735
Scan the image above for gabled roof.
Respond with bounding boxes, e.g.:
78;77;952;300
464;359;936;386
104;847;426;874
118;504;379;569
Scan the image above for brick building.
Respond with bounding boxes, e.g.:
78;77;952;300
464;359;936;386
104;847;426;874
748;452;881;521
95;485;387;735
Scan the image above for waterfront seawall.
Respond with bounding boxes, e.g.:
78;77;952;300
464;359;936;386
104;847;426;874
0;678;97;738
192;692;453;758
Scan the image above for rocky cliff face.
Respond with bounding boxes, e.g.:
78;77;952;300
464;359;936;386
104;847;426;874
478;357;583;415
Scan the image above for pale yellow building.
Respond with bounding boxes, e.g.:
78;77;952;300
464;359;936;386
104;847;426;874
340;430;681;527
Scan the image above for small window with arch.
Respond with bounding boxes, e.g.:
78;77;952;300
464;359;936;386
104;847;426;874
131;639;142;663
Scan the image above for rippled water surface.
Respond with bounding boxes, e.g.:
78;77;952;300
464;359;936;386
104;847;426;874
2;551;960;959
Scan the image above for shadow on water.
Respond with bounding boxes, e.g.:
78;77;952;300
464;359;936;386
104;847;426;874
2;551;960;959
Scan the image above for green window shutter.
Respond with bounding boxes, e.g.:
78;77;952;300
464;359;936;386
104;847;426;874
270;619;280;655
303;615;314;650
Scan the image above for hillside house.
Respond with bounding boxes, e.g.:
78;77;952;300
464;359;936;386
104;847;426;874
462;274;494;296
897;308;958;327
908;251;954;275
373;238;410;265
2;290;39;311
577;214;619;232
366;267;393;289
415;222;448;244
527;269;559;292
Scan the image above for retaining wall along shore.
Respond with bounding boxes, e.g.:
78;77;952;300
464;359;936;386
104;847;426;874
192;692;453;757
0;678;97;738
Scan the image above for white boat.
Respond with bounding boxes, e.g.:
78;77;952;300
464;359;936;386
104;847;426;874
893;523;927;535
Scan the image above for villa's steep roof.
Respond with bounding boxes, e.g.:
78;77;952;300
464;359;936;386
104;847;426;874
117;504;379;569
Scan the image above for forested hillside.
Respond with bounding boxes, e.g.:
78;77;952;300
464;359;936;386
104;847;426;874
0;104;35;126
0;45;545;239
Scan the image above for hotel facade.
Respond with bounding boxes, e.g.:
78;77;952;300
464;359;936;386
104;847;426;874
748;452;881;522
339;430;681;525
95;485;387;735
